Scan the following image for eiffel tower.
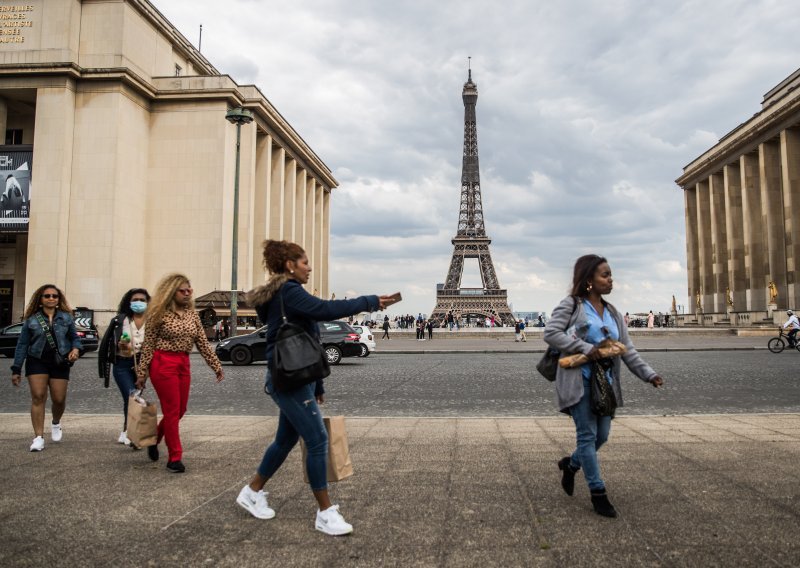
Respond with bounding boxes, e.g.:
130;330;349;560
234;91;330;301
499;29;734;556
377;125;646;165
430;67;515;327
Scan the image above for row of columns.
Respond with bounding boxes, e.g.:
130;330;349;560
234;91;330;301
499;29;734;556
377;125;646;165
685;126;800;314
249;131;330;297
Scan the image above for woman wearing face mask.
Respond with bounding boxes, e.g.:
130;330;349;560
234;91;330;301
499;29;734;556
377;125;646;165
98;288;151;446
544;255;664;518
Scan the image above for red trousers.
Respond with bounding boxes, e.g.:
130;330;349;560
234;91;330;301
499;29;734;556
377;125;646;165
150;350;191;462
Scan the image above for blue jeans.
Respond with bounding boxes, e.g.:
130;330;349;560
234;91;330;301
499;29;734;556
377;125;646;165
113;358;137;430
568;377;612;491
259;371;329;491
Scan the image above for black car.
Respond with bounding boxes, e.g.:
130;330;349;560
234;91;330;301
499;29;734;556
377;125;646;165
215;321;362;366
0;322;99;357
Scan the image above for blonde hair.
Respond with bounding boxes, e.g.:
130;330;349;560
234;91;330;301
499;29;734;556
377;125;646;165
146;273;193;328
24;284;73;319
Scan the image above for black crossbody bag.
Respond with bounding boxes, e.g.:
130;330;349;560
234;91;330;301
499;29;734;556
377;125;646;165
34;312;73;367
270;287;330;393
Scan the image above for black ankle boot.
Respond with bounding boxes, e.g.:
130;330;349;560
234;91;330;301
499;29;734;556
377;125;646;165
557;457;577;496
590;489;618;518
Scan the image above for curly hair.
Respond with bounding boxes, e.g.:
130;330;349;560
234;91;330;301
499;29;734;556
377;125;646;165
570;254;609;298
116;288;151;319
23;284;73;319
261;239;306;275
145;273;192;328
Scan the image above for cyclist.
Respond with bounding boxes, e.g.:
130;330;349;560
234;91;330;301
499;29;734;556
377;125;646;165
783;310;799;347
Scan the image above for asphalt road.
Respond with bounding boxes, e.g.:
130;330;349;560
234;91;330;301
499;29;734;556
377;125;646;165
2;351;798;417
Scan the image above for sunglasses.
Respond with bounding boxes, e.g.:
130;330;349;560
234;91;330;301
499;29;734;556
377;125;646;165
42;294;60;299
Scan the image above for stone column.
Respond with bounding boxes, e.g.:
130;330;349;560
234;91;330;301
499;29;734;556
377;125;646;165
315;182;324;296
295;167;306;250
709;172;728;313
283;157;296;241
322;189;331;299
759;140;786;308
305;176;315;279
780;127;800;310
684;185;700;318
253;132;272;283
268;145;284;239
740;152;765;311
695;180;713;313
723;163;745;311
27;83;76;299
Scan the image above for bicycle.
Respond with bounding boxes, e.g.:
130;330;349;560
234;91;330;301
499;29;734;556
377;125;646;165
767;328;800;353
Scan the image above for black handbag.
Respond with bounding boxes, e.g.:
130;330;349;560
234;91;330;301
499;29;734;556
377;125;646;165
536;296;578;381
35;312;74;367
270;287;330;393
536;347;559;382
589;359;617;417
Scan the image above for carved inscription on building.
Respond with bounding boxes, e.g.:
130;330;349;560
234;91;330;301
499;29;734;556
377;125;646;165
0;4;34;44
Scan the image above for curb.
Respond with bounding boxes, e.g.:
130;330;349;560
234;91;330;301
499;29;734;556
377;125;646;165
372;346;772;354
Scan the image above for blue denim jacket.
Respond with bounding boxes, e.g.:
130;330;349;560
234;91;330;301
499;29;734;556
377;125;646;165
11;310;82;373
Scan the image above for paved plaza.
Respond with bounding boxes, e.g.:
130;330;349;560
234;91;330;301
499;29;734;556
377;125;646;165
1;336;798;566
0;413;798;567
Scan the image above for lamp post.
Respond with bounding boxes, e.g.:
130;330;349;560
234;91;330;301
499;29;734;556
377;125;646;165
225;106;254;337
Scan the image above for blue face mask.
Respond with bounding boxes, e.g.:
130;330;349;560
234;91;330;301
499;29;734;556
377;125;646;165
130;301;147;314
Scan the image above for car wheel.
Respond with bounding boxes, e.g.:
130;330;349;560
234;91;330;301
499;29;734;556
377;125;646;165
358;343;369;357
325;345;342;365
230;345;253;366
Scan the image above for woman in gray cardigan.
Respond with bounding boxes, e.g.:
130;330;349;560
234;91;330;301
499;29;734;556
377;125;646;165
544;254;663;518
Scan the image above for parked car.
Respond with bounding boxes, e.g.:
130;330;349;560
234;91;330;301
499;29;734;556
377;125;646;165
351;324;376;357
0;322;99;357
215;321;362;366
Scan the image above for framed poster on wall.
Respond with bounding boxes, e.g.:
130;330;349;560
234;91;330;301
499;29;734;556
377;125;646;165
0;147;33;233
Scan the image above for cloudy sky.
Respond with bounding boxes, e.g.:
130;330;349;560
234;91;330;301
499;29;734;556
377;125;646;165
160;0;798;317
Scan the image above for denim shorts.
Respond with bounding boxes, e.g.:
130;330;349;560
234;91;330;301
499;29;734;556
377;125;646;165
25;355;71;380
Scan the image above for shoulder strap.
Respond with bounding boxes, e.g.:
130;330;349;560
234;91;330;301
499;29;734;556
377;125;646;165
278;285;289;324
34;312;60;351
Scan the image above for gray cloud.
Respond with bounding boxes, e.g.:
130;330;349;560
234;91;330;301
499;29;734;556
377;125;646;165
160;0;798;316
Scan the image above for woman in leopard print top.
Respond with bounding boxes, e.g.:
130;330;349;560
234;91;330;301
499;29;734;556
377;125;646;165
136;273;224;473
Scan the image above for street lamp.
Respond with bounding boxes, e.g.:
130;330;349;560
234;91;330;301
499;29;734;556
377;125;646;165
225;106;254;337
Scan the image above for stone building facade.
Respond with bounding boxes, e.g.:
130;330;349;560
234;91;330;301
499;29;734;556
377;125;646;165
0;0;336;327
676;67;800;326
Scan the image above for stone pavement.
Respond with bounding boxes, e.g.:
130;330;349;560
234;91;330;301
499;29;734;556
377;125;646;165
1;413;798;566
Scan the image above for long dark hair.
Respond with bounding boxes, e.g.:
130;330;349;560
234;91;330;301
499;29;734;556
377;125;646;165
571;254;608;298
117;288;151;319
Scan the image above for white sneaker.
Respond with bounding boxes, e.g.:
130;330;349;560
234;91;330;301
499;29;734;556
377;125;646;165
236;485;275;519
30;436;45;452
118;431;131;446
51;423;62;443
315;505;353;536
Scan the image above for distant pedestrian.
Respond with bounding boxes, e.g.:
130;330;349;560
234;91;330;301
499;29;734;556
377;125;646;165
537;314;544;327
98;288;150;446
544;255;663;518
222;318;230;339
514;320;521;342
382;315;390;340
238;239;390;535
427;319;433;340
519;320;527;342
10;284;82;452
136;274;224;473
647;311;654;328
624;312;630;327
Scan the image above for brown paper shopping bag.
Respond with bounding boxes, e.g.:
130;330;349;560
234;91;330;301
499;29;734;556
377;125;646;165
127;392;158;448
302;416;353;482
